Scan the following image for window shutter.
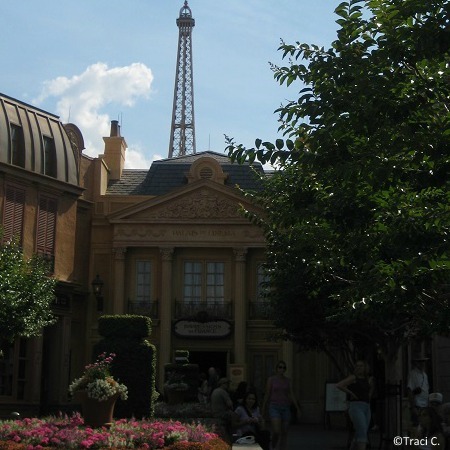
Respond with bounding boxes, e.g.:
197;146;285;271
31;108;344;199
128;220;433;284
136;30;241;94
2;185;25;243
37;196;57;256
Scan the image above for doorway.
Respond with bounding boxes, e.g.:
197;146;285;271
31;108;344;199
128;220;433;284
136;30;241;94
189;351;228;379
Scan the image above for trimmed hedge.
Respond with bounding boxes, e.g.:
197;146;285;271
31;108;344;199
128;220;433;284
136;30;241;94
94;315;157;419
165;363;200;402
98;314;152;338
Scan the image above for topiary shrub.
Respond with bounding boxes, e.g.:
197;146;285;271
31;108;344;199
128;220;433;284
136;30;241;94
98;314;152;338
164;363;200;402
94;315;156;419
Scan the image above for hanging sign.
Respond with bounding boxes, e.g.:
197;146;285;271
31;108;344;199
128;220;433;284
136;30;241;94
174;319;232;339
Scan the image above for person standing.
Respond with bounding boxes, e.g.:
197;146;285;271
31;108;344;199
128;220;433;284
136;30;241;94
407;354;430;426
336;360;374;450
211;378;234;439
262;360;301;450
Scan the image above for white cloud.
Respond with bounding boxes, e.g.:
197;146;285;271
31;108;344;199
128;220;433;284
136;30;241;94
124;148;163;170
34;62;154;162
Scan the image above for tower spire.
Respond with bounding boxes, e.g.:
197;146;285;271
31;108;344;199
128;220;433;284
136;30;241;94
168;1;196;158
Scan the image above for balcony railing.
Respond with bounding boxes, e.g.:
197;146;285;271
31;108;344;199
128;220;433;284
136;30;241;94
127;300;159;319
175;300;233;320
249;300;273;320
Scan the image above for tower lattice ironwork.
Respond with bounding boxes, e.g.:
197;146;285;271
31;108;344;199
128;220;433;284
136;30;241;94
168;1;196;158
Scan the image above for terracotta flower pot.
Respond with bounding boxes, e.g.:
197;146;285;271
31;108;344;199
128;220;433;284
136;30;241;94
77;391;119;428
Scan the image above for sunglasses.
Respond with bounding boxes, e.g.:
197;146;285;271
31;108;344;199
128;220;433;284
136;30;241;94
277;365;286;369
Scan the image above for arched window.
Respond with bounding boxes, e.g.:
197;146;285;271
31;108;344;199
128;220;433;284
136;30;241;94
43;136;56;178
10;124;25;168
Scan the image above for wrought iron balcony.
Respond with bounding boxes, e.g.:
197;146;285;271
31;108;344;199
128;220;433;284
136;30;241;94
175;300;233;320
127;300;159;319
249;300;273;320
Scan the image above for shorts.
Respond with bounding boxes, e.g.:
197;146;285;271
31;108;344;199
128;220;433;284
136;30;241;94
269;403;291;422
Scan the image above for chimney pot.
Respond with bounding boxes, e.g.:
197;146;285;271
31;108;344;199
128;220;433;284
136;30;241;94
110;120;120;137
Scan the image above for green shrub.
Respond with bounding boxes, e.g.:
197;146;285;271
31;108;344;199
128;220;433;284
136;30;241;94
98;315;152;338
164;363;199;402
94;315;156;419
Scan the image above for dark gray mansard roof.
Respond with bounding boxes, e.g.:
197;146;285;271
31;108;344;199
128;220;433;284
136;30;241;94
106;151;266;196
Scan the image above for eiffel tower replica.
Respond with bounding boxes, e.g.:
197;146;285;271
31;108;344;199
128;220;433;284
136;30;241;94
168;1;196;158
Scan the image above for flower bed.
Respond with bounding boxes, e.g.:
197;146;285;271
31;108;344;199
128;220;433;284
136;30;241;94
0;414;230;450
154;402;213;419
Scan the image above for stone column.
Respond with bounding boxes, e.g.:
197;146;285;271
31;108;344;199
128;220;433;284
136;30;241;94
233;247;247;365
159;247;174;384
112;247;127;314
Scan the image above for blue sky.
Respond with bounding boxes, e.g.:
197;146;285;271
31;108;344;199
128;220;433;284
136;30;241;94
1;1;339;168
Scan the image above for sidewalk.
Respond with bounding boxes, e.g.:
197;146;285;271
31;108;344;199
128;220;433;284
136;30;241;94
287;424;349;450
287;424;383;450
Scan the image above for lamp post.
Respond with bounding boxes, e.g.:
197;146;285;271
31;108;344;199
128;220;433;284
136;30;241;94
91;274;104;311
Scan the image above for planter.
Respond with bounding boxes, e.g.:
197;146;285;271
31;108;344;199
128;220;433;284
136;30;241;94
77;391;119;428
166;388;187;405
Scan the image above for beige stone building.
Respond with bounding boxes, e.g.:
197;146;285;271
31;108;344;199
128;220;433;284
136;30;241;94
0;93;91;416
0;90;334;422
2;92;450;425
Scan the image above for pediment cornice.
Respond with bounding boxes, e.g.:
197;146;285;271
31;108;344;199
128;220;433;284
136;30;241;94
107;180;260;223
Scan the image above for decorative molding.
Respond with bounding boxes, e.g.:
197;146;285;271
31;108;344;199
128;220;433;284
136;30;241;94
160;247;174;261
148;190;241;219
186;157;228;184
233;247;248;262
114;226;167;238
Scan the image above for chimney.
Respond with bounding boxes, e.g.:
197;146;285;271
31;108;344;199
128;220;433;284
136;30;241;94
103;120;127;180
110;120;120;137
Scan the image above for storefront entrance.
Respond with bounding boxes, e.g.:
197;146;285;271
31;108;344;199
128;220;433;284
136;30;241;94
189;351;228;379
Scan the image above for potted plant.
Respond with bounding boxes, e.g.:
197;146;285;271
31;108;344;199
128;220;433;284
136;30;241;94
69;352;128;427
164;371;188;405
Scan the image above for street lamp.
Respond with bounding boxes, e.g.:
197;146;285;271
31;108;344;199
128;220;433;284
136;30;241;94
91;274;104;311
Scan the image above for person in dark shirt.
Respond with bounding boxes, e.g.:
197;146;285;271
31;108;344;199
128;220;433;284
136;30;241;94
336;360;374;450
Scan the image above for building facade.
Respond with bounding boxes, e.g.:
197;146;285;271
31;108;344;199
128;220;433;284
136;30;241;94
1;93;450;424
0;93;93;416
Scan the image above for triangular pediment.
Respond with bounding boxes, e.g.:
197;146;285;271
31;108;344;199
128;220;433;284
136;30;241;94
108;180;260;223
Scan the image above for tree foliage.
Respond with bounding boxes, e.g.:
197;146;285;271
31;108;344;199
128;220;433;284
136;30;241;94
227;0;450;365
0;238;57;342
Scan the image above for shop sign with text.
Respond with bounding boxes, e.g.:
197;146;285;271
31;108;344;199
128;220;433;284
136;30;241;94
174;320;232;339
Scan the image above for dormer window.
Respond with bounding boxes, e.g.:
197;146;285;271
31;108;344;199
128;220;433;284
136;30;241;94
186;157;227;184
43;136;56;178
10;124;25;168
199;166;213;179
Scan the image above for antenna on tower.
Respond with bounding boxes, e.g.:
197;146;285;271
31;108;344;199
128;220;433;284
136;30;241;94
168;1;196;158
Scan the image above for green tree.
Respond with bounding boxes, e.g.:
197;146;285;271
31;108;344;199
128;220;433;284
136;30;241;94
227;0;450;370
0;238;57;344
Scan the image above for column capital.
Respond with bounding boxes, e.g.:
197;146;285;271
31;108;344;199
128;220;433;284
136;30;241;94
160;247;174;261
113;247;127;260
233;247;247;262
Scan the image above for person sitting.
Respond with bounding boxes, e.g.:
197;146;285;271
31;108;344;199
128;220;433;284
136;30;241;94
429;392;443;418
411;407;445;449
232;381;248;409
233;390;271;450
440;402;450;436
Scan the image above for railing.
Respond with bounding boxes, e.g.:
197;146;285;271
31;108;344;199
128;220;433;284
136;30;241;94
249;300;272;319
127;300;159;319
175;300;233;319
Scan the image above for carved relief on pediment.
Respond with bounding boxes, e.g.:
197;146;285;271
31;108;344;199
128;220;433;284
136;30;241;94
143;189;242;219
